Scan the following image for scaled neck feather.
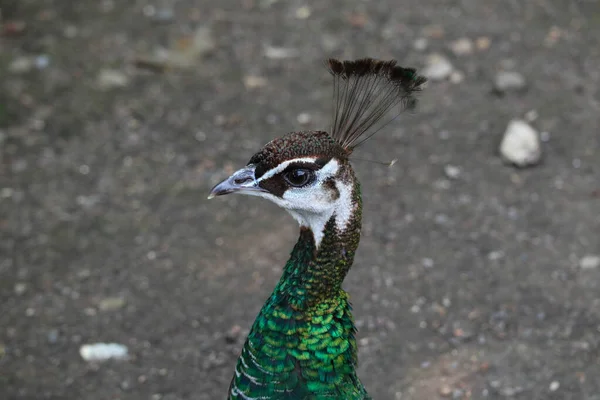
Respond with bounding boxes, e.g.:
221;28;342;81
277;174;362;309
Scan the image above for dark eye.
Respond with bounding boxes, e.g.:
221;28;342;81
283;168;315;187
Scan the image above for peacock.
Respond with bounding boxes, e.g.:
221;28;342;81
209;58;427;399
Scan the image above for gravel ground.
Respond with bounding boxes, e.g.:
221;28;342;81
1;1;600;399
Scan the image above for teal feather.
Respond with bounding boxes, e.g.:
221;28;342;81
228;183;371;399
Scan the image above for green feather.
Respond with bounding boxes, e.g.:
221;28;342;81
228;179;371;400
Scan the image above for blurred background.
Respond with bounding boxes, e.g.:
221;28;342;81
1;0;599;399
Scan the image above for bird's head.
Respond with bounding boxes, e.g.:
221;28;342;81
209;130;358;244
209;58;426;246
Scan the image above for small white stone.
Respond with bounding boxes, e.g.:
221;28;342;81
499;119;541;167
263;45;299;59
580;255;600;269
449;71;464;84
494;71;526;92
423;53;453;81
14;283;27;295
243;75;268;89
449;38;473;56
9;57;34;74
422;258;434;268
295;6;311;19
488;250;504;261
413;38;428;51
444;165;461;179
549;381;560;392
297;112;312;125
525;109;539;122
97;69;130;90
98;297;126;311
79;343;129;362
476;36;491;50
190;26;216;57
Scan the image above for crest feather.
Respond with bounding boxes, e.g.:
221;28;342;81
325;58;427;151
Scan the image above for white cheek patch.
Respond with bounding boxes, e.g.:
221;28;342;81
279;159;356;247
248;158;356;248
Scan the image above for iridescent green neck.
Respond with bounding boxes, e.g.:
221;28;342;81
227;180;369;399
273;181;362;309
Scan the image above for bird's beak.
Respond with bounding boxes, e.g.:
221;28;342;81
208;165;267;199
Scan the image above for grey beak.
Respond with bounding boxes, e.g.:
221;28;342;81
208;165;266;199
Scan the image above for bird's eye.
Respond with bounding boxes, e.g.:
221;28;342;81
283;168;315;187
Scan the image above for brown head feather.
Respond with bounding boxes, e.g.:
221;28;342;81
325;58;427;152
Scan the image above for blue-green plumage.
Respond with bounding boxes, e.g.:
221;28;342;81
228;184;369;399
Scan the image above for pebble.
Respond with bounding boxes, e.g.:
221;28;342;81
79;343;129;362
422;53;454;81
35;55;50;69
297;112;312;125
488;250;504;261
9;57;34;74
413;38;428;51
295;6;311;19
14;282;27;295
422;258;434;268
97;69;130;90
444;165;461;179
580;255;600;269
98;296;126;311
263;45;299;59
165;26;216;69
499;119;541;167
47;329;59;344
524;109;539;122
422;25;445;39
243;75;268;89
494;71;526;93
449;71;464;84
450;38;473;56
549;381;560;391
439;384;452;397
476;36;491;51
190;26;215;56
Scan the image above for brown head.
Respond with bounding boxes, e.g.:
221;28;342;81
209;58;426;246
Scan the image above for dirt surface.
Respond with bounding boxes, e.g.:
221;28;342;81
1;1;600;399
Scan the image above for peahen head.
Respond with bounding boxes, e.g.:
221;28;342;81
209;58;427;247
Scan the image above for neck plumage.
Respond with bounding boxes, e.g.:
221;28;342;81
274;181;362;309
228;180;368;399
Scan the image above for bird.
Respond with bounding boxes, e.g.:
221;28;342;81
208;58;427;399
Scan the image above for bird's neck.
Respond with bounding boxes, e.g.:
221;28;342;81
274;182;362;309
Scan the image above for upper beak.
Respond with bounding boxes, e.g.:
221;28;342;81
208;165;266;199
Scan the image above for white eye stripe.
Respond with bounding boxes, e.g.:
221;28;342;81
256;157;319;183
